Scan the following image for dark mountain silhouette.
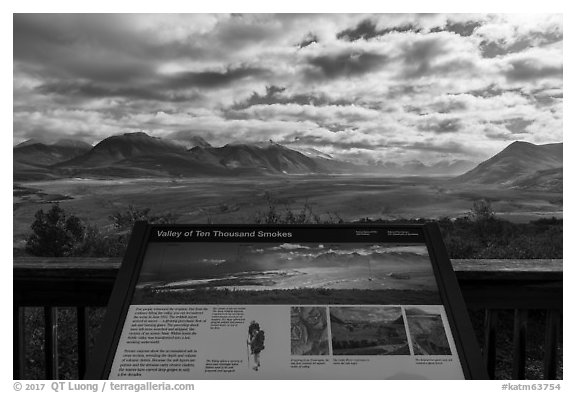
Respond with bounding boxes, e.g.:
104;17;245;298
15;138;45;148
171;135;212;149
13;139;93;180
15;133;560;182
453;141;562;189
187;135;212;149
58;132;187;167
188;142;328;174
14;140;92;166
44;132;362;177
52;132;232;177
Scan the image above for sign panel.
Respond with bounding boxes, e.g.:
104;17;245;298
86;223;486;379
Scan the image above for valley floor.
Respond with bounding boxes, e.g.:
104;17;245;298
13;174;563;248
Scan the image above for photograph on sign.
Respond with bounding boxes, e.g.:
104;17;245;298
132;242;441;305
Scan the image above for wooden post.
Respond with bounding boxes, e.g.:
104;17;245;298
13;306;25;379
77;307;89;379
44;307;59;379
512;309;528;379
483;309;497;380
544;309;560;380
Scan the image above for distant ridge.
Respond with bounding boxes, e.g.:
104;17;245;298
15;133;556;182
14;140;92;166
40;132;360;178
188;142;329;174
58;132;187;168
188;135;212;149
15;138;45;148
381;159;477;176
52;139;93;149
453;141;562;190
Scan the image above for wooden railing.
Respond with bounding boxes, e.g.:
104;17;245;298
13;257;562;380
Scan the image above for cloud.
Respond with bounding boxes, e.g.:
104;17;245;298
401;140;478;155
431;20;483;37
163;66;270;89
498;118;534;134
298;33;318;48
503;58;563;82
14;14;162;83
35;65;269;105
231;85;353;110
478;31;562;59
336;19;421;41
418;117;463;134
484;127;514;141
228;103;382;127
305;51;388;79
287;134;383;151
475;14;562;47
12;13;563;163
400;36;452;79
37;81;199;102
428;96;468;113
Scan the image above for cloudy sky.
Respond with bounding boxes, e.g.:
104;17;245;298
13;13;563;164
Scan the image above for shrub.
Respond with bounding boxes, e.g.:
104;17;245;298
74;205;177;257
24;201;562;259
71;225;128;257
25;204;177;257
470;198;495;221
438;216;563;259
253;193;342;224
109;204;176;231
25;204;85;257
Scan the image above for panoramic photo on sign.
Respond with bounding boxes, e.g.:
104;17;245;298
86;224;485;380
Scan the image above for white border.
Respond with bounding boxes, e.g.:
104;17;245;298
3;4;571;392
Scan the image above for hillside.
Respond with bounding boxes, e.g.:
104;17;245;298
188;142;328;174
14;140;92;167
511;167;563;192
57;132;187;168
31;132;359;178
453;141;562;189
14;134;561;181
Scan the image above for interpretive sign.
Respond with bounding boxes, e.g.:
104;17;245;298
86;223;487;379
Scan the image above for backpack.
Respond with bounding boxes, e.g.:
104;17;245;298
253;330;265;352
249;322;260;337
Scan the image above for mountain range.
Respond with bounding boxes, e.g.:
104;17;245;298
452;141;563;192
13;139;93;181
14;139;92;166
379;159;477;176
49;132;351;178
13;133;563;191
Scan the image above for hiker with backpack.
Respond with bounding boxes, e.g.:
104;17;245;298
247;320;265;371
